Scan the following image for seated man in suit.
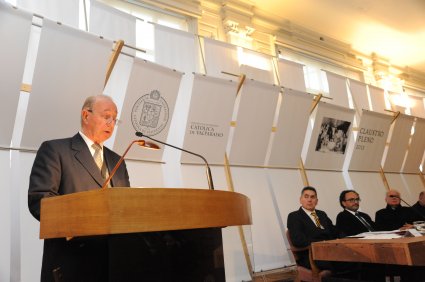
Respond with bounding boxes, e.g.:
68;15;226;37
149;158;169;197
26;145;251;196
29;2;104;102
287;186;340;270
412;191;425;221
336;190;376;236
375;189;416;231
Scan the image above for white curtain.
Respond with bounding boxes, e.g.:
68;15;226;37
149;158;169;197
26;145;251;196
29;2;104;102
240;64;274;85
325;71;349;108
348;79;371;120
0;2;32;147
388;91;407;113
382;114;414;172
239;48;274;84
203;37;239;79
409;95;425;118
153;23;198;187
90;0;136;52
21;19;112;150
276;58;306;92
368;85;387;113
228;80;280;166
268;89;312;168
402;118;425;173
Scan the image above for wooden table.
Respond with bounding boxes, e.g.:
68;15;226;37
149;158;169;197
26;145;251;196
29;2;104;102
312;236;425;266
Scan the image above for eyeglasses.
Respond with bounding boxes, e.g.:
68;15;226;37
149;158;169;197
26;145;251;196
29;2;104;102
344;198;361;203
388;195;400;199
87;109;120;125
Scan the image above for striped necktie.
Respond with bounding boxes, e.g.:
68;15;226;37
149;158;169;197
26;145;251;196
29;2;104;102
92;143;103;171
311;211;322;228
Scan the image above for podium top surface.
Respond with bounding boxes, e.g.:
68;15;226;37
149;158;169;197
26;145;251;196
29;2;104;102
40;188;252;239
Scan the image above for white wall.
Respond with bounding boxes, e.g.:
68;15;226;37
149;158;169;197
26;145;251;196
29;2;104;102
2;1;425;281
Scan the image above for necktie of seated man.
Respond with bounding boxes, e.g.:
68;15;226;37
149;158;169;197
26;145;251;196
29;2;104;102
311;211;322;228
355;212;374;232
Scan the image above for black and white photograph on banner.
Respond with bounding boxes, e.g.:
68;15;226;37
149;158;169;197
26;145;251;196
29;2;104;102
315;117;351;154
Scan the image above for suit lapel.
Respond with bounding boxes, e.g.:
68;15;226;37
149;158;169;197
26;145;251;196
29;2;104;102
103;148;115;187
299;207;317;228
71;133;104;186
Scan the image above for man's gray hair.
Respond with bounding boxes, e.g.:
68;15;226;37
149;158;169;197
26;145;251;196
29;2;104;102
80;95;114;124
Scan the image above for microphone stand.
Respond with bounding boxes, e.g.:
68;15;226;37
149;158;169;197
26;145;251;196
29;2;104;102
135;132;214;190
101;139;159;189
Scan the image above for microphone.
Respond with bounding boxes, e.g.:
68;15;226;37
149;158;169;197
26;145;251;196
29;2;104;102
399;197;425;220
135;131;215;190
101;139;160;189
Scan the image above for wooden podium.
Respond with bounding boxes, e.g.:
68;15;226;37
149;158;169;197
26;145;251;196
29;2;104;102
40;188;251;281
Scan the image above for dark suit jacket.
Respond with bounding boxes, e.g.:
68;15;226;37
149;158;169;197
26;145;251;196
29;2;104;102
336;209;376;236
375;204;416;231
28;133;130;282
287;207;339;269
412;202;425;221
28;133;130;220
287;207;339;248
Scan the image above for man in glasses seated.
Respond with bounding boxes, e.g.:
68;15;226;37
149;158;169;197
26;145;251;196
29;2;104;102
336;190;376;237
375;189;416;231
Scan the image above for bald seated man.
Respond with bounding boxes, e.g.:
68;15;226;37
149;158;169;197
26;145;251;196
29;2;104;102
375;189;415;231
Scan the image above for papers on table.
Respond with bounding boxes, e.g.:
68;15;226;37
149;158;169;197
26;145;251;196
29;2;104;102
348;230;406;239
349;229;424;239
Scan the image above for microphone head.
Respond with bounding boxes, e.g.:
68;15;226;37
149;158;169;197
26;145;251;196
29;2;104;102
137;140;160;150
135;131;144;137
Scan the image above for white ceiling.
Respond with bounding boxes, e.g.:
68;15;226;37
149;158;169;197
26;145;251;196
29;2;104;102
251;0;425;73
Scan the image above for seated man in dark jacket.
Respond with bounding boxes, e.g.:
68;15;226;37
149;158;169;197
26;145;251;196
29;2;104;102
412;191;425;221
375;189;415;231
336;190;376;236
287;186;340;270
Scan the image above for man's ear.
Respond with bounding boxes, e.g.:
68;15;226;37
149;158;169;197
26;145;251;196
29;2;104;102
81;110;89;123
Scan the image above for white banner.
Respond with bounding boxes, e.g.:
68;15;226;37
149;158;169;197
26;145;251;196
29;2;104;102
382;114;414;172
325;71;349;107
239;48;274;84
268;89;312;168
21;19;112;150
303;102;355;170
403;118;425;173
154;23;197;72
181;74;237;165
240;64;274;85
368;85;387;113
388;91;406;113
348;110;393;171
17;0;79;28
0;3;32;147
203;37;239;79
228;80;280;166
348;79;370;122
90;0;136;51
276;59;306;92
113;58;183;162
408;95;425;118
